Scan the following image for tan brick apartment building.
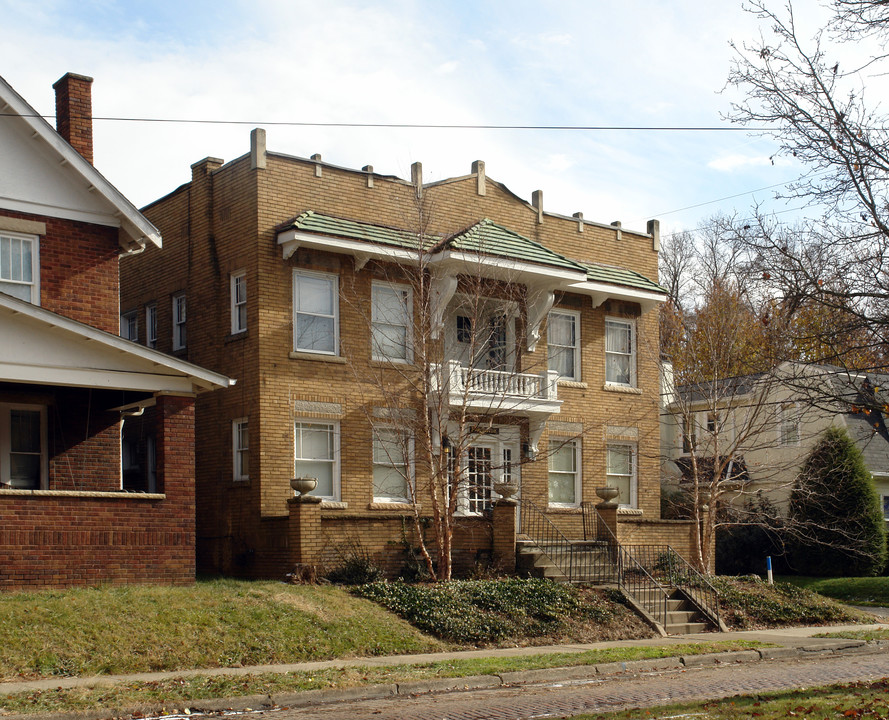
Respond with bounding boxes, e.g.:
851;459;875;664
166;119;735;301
121;129;695;578
0;73;231;590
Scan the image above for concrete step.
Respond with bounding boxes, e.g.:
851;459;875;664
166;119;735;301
664;621;710;635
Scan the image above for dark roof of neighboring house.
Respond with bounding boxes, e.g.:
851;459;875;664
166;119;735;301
676;373;767;404
674;455;750;486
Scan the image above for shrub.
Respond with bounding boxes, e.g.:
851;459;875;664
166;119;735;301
325;539;383;585
716;494;786;576
354;578;614;644
789;427;887;577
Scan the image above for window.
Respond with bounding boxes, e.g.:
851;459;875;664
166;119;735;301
372;282;412;361
294;421;339;500
293;271;338;354
882;495;889;522
548;438;580;506
548;310;580;380
456;315;473;343
373;427;411;501
230;271;247;334
779;403;800;446
0;232;38;304
232;419;249;482
467;445;493;514
120;310;138;341
605;318;635;386
606;443;637;508
145;304;157;348
0;404;45;489
172;293;187;350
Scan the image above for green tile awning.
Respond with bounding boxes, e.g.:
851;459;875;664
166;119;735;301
577;261;666;295
444;219;587;273
280;212;664;295
281;210;438;250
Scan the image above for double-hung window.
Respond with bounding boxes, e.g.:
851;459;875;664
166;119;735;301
606;443;637;508
548;438;580;506
293;271;338;355
779;403;800;446
372;427;412;502
231;271;247;334
0;403;45;489
605;318;635;386
145;304;157;348
120;310;138;341
294;421;339;500
371;282;412;362
172;293;187;350
0;232;38;304
233;418;249;482
548;310;580;381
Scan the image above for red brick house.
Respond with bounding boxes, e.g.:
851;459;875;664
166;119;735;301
0;72;232;591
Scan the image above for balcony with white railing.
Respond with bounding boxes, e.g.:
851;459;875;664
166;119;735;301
431;359;562;417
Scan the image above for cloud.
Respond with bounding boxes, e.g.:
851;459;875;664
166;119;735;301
436;61;459;75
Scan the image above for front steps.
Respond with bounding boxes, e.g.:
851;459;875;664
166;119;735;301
516;540;716;635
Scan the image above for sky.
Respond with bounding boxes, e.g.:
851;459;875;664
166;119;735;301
0;0;836;238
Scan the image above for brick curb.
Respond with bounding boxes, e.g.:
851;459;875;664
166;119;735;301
2;641;884;720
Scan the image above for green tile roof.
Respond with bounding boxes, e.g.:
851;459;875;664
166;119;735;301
444;219;587;272
282;211;664;293
578;261;666;294
283;210;437;250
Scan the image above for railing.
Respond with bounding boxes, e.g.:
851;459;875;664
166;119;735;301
623;545;721;628
442;360;559;401
519;499;671;626
581;502;721;628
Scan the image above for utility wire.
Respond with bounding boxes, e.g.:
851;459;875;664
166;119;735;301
0;112;774;132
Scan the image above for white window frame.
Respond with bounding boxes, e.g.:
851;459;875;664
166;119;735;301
606;442;638;508
451;427;521;516
779;402;800;446
371;281;413;363
547;309;581;381
605;317;636;387
120;310;138;341
294;420;340;500
232;418;249;482
230;270;247;335
145;303;157;348
548;437;581;508
372;426;413;503
0;231;40;304
292;270;339;356
0;403;47;490
172;293;187;350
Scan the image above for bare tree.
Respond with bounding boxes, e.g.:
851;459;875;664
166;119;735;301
725;0;889;373
339;199;591;580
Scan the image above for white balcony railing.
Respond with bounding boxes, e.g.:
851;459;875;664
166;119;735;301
431;360;561;416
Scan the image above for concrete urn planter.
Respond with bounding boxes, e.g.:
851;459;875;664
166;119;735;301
290;477;318;498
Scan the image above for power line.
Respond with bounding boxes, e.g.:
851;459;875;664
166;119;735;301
0;112;775;132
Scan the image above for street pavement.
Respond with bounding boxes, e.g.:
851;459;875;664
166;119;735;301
1;623;888;720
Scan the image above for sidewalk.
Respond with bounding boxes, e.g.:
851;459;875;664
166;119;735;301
1;622;885;697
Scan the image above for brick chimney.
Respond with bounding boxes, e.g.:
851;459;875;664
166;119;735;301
52;73;94;164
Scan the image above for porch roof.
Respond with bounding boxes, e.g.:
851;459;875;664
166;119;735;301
0;294;234;394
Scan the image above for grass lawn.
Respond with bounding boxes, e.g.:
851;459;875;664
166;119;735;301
779;575;889;606
569;678;889;719
0;641;770;715
0;579;445;681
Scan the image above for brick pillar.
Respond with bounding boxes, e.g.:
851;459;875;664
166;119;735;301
492;499;517;572
53;73;94;164
288;495;322;567
155;393;196;581
596;504;619;544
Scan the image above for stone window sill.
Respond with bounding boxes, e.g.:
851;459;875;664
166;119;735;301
320;501;348;509
603;383;642;395
547;505;582;514
368;502;420;511
0;489;165;500
289;351;347;364
558;380;588;389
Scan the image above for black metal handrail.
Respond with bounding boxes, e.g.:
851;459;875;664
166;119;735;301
623;545;721;628
519;499;671;627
